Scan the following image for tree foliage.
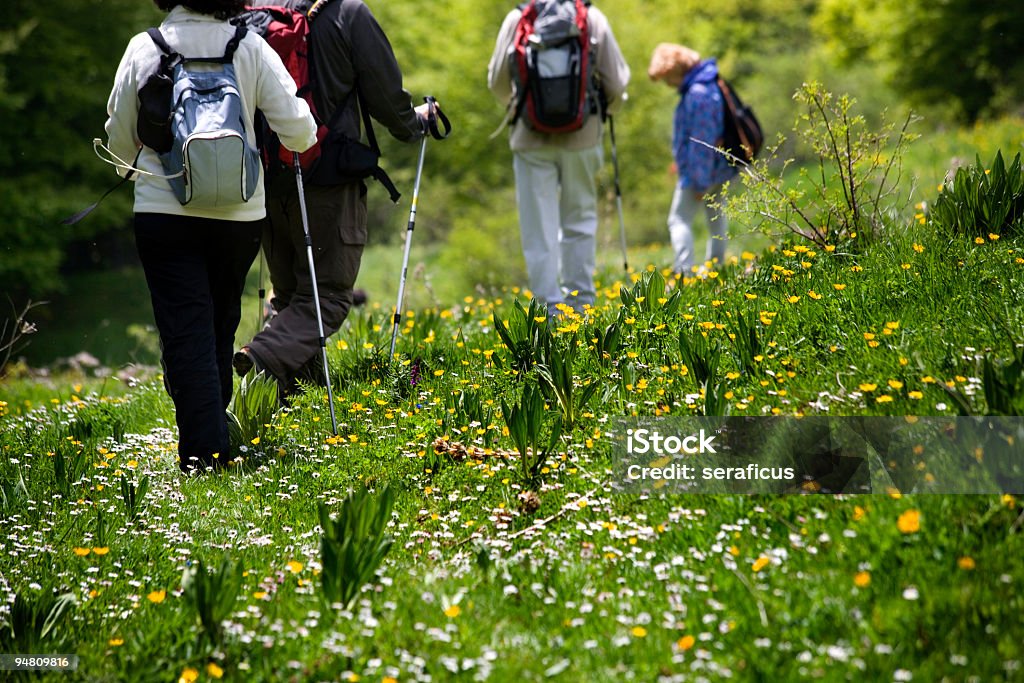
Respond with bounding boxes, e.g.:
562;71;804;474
814;0;1024;122
2;0;1017;300
0;0;160;298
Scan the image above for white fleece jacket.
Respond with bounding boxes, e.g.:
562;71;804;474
104;7;317;221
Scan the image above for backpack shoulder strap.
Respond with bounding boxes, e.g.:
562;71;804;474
146;28;175;57
222;25;247;61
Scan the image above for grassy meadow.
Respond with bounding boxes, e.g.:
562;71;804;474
3;108;1024;682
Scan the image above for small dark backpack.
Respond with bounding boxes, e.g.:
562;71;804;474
510;0;597;133
232;1;401;200
717;77;764;165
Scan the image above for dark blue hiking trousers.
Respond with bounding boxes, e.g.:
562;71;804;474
134;213;260;473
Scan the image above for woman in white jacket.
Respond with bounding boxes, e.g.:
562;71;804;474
105;0;316;474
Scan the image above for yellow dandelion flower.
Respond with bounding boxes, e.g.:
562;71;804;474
808;290;822;300
897;509;921;534
853;505;866;521
179;668;199;683
108;637;124;646
287;560;304;574
73;547;91;557
752;556;770;572
989;233;1000;241
888;380;904;390
876;395;894;404
833;283;846;291
631;626;648;638
957;556;976;571
147;590;166;604
975;237;986;245
788;295;800;304
678;634;696;651
908;391;923;400
443;604;462;618
859;383;877;392
853;571;871;587
207;663;224;679
93;547;110;556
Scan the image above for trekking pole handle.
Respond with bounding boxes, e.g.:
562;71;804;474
422;96;452;140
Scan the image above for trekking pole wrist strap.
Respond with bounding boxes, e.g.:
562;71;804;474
423;96;452;140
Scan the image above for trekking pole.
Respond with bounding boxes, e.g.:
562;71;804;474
390;96;451;358
256;248;266;331
608;115;629;271
293;151;338;436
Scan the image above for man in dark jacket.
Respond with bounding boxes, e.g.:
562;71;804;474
234;0;433;393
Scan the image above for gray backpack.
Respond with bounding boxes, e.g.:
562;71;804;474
140;26;260;207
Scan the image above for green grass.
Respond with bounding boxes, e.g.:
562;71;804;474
3;116;1024;681
3;213;1024;680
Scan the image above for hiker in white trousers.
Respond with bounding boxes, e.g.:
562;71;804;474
488;2;630;316
513;146;604;309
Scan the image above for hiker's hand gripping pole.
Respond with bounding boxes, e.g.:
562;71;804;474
293;151;339;436
389;97;451;359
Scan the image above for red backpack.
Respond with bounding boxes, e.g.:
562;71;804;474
234;2;401;199
233;5;324;172
511;0;597;134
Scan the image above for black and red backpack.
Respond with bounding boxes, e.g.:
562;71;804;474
510;0;598;134
234;1;400;200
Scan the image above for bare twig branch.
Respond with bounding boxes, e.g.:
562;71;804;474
0;298;46;376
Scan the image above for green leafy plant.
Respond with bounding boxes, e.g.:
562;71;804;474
589;320;623;368
444;388;496;448
181;558;244;644
493;299;553;375
66;400;128;443
679;328;722;389
52;440;88;498
727;310;775;376
679;328;730;416
619;270;681;318
319;485;395;611
118;472;150;524
227;370;281;452
0;589;76;653
536;331;599;432
930;150;1024;239
501;382;563;483
0;469;29;516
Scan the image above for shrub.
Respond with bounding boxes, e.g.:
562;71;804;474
722;82;919;247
